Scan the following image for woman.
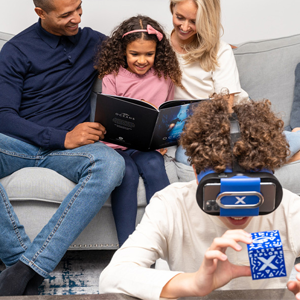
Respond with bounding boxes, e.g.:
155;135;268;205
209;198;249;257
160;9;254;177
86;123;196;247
169;0;246;104
170;0;300;164
169;0;248;163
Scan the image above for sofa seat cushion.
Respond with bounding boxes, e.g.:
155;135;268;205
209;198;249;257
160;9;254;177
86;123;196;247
0;167;74;203
0;153;179;207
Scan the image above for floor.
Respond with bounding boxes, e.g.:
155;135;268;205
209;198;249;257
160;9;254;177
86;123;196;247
0;250;115;295
0;252;299;295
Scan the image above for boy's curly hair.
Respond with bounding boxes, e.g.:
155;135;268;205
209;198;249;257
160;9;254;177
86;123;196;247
180;95;290;174
95;15;183;88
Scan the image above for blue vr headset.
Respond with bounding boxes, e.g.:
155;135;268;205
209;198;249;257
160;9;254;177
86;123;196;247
195;113;283;217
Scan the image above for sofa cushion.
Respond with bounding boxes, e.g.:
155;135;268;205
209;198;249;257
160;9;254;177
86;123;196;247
233;34;300;127
0;31;13;50
0;154;179;207
0;167;75;203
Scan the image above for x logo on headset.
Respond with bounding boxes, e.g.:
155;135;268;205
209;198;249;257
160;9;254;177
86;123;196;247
196;113;283;217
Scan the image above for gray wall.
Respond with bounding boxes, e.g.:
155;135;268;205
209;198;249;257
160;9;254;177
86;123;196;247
1;0;300;44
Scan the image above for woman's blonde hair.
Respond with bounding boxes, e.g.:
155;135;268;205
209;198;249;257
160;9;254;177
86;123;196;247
170;0;223;72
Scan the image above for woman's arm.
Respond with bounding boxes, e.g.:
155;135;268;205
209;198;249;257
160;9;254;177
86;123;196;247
228;94;235;112
213;42;246;102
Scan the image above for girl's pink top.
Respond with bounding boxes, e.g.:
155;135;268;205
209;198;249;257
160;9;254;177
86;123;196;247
102;67;175;150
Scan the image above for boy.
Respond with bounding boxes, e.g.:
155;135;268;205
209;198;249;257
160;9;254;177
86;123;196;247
99;97;300;300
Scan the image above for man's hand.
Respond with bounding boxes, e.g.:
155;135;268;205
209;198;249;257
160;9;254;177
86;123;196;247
161;230;252;299
287;264;300;299
64;122;106;149
159;148;168;156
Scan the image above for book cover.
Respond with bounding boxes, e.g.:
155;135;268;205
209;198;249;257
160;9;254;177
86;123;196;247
94;93;208;151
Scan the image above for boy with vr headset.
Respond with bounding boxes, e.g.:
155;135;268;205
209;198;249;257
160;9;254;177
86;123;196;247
99;95;300;300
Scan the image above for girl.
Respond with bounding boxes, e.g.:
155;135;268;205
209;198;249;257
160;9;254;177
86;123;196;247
95;15;183;246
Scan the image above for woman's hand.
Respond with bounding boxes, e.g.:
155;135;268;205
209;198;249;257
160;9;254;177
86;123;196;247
292;127;300;133
287;264;300;299
160;230;252;298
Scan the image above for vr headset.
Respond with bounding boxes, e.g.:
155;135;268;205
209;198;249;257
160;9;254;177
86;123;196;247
196;113;283;217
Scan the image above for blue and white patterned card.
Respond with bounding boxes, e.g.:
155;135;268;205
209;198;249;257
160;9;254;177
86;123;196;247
247;230;287;280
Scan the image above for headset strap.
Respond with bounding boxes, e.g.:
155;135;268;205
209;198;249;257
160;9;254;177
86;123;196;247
229;113;245;173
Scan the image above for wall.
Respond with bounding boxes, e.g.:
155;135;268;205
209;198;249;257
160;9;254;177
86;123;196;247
1;0;300;44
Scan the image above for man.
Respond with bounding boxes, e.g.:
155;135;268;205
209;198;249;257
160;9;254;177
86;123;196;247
0;0;125;295
99;97;300;299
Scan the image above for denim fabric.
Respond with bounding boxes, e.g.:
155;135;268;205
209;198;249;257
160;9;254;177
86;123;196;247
111;149;170;246
0;133;125;277
175;145;190;166
111;150;139;247
284;130;300;157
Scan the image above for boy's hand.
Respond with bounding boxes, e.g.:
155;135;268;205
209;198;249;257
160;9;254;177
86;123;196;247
193;230;252;295
287;264;300;299
64;122;106;149
161;230;252;298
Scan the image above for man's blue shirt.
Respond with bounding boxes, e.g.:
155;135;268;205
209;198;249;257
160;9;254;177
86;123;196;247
0;20;106;149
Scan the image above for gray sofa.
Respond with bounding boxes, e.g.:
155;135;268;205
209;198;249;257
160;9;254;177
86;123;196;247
1;31;300;251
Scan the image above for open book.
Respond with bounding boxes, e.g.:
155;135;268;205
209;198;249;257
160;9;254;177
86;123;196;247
94;93;209;151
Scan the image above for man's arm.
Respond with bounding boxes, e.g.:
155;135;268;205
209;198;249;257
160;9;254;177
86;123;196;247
0;42;67;149
0;38;106;150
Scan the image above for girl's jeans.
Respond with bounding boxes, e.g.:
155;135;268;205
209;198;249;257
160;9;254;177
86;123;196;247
0;133;125;278
111;149;170;246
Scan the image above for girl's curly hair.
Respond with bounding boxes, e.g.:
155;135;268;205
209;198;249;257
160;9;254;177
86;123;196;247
94;15;183;88
180;95;290;174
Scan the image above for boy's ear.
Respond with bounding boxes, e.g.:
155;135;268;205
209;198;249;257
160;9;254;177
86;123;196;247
192;165;199;184
35;7;47;20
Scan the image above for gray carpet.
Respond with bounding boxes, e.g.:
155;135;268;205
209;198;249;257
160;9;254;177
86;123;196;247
0;250;115;295
0;252;299;295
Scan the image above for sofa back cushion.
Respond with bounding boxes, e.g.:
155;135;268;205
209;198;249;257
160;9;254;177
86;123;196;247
233;34;300;127
0;32;13;50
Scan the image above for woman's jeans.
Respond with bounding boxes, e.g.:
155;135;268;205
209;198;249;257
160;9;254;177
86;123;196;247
0;133;125;278
284;130;300;157
175;130;300;166
111;149;170;246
